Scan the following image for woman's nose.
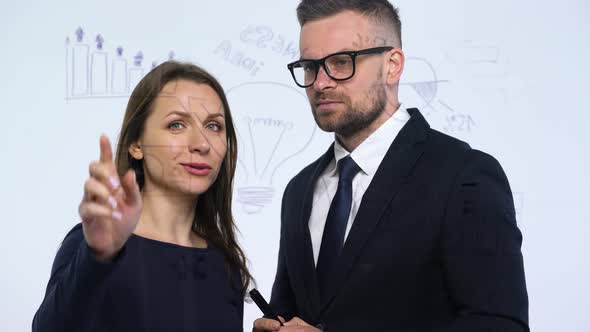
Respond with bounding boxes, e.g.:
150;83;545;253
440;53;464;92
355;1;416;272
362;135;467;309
188;128;211;154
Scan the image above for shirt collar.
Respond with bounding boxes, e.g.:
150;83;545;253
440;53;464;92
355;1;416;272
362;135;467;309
328;105;411;177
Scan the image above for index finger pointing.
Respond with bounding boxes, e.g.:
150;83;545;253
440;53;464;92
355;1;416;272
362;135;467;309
99;135;114;163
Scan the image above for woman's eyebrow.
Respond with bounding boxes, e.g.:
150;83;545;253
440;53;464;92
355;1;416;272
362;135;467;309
162;110;225;122
204;112;225;120
161;110;191;120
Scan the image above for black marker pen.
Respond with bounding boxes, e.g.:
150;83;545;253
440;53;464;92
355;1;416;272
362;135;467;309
249;289;283;326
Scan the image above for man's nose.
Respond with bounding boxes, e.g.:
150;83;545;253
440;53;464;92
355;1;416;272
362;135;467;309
312;65;337;91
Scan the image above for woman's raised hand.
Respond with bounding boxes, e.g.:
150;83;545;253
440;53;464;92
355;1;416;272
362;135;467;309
78;135;143;262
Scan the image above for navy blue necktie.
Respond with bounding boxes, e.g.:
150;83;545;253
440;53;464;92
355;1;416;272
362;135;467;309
316;156;360;297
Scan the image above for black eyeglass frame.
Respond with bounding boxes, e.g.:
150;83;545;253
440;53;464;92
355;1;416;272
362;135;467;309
287;46;394;88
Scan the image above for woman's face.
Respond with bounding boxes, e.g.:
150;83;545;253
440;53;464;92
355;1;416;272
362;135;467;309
130;79;228;197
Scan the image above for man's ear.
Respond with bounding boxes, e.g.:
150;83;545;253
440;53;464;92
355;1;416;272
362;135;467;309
386;48;405;85
129;141;143;160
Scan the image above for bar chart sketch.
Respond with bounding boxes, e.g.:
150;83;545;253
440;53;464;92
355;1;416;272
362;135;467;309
64;27;173;100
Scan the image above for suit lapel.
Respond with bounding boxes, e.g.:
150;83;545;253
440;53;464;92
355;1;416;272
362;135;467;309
319;109;430;311
290;144;334;320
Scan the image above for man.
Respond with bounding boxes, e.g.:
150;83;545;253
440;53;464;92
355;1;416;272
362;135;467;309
254;1;528;331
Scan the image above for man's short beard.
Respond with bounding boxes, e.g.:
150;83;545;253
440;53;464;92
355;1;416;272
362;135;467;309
311;81;387;138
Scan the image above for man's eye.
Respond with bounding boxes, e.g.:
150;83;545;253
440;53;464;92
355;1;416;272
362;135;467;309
330;57;351;67
299;62;315;72
336;59;350;66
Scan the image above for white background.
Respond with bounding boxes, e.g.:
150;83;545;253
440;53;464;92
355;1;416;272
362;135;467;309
0;0;588;330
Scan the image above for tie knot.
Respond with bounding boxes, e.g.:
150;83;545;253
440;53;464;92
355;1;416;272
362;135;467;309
337;156;360;182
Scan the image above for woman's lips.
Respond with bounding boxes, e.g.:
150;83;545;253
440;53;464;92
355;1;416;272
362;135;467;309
180;163;211;176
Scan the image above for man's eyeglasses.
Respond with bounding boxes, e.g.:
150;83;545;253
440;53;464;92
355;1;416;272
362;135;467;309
287;46;394;88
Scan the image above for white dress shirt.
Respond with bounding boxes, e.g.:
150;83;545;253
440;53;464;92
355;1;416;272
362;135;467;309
309;106;411;266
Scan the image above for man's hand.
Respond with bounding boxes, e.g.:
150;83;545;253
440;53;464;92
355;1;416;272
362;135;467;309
252;316;285;332
280;317;322;331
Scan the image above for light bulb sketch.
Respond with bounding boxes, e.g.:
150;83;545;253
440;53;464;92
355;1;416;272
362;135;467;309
226;82;316;214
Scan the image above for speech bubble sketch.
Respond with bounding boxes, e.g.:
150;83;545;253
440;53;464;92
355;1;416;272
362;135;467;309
445;40;504;72
239;25;300;61
213;24;300;79
226;81;317;214
444;40;530;106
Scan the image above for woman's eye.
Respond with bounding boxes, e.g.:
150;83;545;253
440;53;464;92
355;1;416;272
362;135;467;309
207;123;222;131
168;122;185;130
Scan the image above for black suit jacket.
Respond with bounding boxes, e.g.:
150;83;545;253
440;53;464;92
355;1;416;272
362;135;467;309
269;109;529;331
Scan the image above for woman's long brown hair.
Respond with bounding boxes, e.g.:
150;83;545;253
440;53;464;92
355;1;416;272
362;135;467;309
114;61;252;295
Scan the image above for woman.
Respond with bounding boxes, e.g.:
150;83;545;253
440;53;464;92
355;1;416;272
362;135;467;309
33;61;252;331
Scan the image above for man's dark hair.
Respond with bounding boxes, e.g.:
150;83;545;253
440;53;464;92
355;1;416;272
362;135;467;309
297;0;402;48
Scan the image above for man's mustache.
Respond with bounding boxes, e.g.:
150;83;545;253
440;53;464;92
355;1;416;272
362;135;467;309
313;93;350;103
